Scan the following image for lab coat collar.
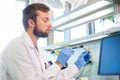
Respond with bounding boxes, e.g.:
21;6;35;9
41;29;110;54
22;31;35;49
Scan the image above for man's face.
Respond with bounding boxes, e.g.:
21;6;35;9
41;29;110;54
33;10;51;38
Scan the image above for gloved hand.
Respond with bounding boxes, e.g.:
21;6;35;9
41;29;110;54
74;51;91;68
56;47;74;67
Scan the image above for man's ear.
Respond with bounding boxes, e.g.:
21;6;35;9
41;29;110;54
28;19;35;28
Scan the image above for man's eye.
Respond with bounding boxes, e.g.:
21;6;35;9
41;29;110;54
43;19;48;22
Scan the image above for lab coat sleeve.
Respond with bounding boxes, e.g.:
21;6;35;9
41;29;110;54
42;63;61;80
37;48;62;80
42;63;79;80
55;64;79;80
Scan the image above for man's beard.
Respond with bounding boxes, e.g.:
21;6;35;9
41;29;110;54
33;25;48;38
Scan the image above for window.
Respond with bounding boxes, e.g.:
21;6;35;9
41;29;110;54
53;31;64;44
0;0;25;52
95;18;115;33
71;24;87;40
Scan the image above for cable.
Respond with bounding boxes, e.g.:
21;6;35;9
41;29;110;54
75;62;93;80
80;45;91;53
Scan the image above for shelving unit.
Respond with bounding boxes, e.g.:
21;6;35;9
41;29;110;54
44;0;117;51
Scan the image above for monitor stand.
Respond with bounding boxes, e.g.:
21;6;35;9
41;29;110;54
119;75;120;80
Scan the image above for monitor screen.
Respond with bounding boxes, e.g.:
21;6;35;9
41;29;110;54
98;32;120;75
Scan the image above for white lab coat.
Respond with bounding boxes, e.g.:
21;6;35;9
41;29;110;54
1;32;79;80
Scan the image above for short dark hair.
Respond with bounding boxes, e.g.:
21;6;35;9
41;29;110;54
22;3;50;31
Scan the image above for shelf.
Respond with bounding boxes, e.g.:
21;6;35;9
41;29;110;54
44;26;120;50
51;0;114;31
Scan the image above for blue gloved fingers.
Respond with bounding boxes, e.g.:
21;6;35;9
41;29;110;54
81;51;91;62
56;47;74;67
81;51;90;56
57;52;69;65
84;53;91;63
74;51;91;68
75;57;86;68
60;47;74;56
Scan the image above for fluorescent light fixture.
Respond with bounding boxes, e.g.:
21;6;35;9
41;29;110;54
57;8;113;31
51;0;113;31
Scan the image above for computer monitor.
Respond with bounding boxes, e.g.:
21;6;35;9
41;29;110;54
98;32;120;75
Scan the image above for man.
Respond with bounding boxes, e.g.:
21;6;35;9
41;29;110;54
1;3;91;80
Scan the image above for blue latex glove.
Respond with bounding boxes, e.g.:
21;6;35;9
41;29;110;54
74;51;91;68
56;47;74;67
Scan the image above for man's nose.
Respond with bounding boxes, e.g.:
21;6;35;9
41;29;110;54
48;22;52;28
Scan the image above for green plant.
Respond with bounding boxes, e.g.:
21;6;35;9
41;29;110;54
100;15;114;23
